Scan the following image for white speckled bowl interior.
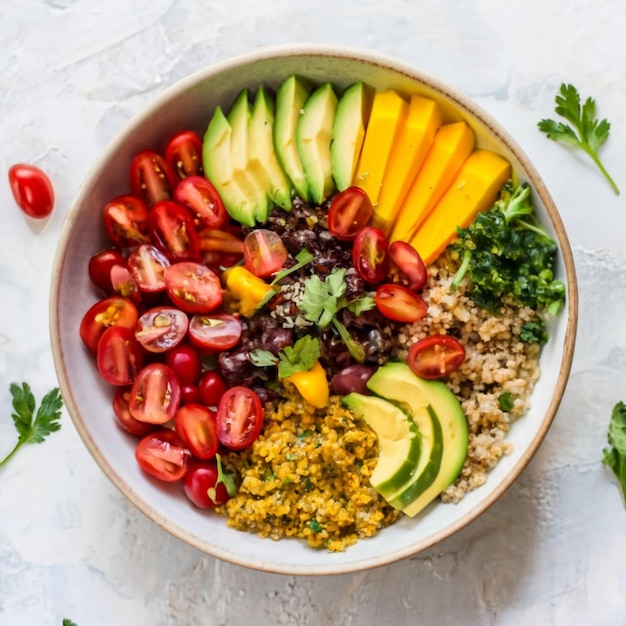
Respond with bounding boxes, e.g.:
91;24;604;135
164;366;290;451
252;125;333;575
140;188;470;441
50;44;577;575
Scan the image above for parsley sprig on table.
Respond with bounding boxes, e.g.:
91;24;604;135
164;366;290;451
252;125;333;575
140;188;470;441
603;401;626;507
538;83;620;194
0;382;64;469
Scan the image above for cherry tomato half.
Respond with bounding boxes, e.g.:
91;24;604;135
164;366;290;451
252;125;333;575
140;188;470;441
8;163;54;219
197;369;227;407
216;386;263;451
174;403;219;460
127;243;171;293
128;363;181;424
352;226;389;284
149;200;201;263
243;229;288;278
135;306;189;353
112;387;154;437
183;461;231;508
164;130;203;181
407;335;466;380
79;296;139;353
102;195;150;249
135;429;190;482
165;261;223;314
130;149;173;207
88;248;126;293
164;343;202;385
109;263;140;301
328;186;373;241
174;175;227;229
388;241;428;292
96;325;144;386
375;283;428;323
188;314;242;352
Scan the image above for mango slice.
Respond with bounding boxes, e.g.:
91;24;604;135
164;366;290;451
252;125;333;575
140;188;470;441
409;149;512;264
372;95;443;233
389;121;475;243
352;89;408;206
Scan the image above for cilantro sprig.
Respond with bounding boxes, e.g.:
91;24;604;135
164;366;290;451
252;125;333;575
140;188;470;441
538;83;619;194
603;401;626;507
250;335;321;379
1;383;64;469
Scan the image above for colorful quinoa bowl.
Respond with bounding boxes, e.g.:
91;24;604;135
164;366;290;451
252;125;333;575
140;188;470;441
50;44;577;575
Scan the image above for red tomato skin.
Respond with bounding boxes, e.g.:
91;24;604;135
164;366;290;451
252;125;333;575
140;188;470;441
352;226;389;284
183;462;230;508
188;314;242;352
388;241;428;292
130;150;174;207
164;130;204;181
407;335;466;380
88;249;126;293
174;403;219;459
96;325;144;386
8;163;54;219
197;370;227;407
135;429;190;482
112;387;154;437
327;186;373;241
243;229;288;278
180;384;202;405
134;306;189;353
128;363;181;424
149;200;201;263
79;296;139;353
165;262;223;314
102;195;150;249
375;283;428;323
164;343;202;385
174;175;227;229
216;386;263;451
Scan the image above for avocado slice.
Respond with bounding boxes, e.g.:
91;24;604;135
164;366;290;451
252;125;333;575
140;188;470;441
274;75;312;202
343;392;421;499
247;86;293;216
330;81;373;191
367;361;468;518
295;82;338;206
203;106;257;227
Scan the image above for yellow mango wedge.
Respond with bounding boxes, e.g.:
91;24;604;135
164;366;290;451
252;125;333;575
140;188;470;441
389;121;475;243
352;89;408;206
372;95;443;233
409;149;512;265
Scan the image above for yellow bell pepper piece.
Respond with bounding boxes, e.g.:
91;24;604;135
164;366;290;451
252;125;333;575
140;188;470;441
286;360;329;409
222;266;273;317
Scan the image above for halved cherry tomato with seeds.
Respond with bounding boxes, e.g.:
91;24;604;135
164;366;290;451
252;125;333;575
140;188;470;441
109;263;140;301
127;244;171;293
243;229;288;278
135;306;189;353
88;249;126;293
352;226;389;284
375;283;428;323
128;363;181;424
164;130;203;181
188;314;242;352
407;335;466;380
164;261;223;314
174;403;219;459
389;241;428;292
135;429;190;482
216;386;263;451
103;195;150;249
8;163;55;219
80;296;139;353
97;325;144;386
130;150;173;206
198;228;245;254
112;387;154;437
328;186;373;241
149;201;201;263
174;175;226;229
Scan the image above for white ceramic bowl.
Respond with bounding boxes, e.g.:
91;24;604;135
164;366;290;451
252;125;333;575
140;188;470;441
50;44;578;575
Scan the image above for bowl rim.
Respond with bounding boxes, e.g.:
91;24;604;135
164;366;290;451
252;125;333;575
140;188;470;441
49;42;578;576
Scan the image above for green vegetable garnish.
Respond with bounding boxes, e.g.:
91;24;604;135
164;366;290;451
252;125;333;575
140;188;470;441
538;83;619;194
250;335;321;379
307;519;322;533
450;181;566;322
1;383;64;469
602;401;626;506
208;453;237;502
498;392;515;413
63;620;78;626
519;319;549;345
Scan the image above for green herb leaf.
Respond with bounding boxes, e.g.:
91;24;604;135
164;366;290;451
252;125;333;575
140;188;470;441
208;453;237;501
249;349;279;367
498;392;515;412
602;401;626;507
300;269;347;329
538;83;619;194
1;383;64;469
277;335;321;379
307;519;322;533
63;620;78;626
347;294;376;315
331;318;366;363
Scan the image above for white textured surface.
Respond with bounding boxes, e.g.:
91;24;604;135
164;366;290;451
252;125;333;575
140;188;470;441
1;1;625;624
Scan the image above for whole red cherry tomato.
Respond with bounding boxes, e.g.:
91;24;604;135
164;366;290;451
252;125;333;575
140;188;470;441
375;283;428;323
407;335;466;380
352;226;389;284
328;186;373;241
130;150;174;206
164;343;202;385
135;429;190;482
198;370;227;407
183;461;231;508
164;130;204;181
8;163;54;219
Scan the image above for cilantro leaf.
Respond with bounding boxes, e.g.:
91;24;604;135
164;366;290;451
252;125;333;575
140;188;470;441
249;349;279;367
602;401;626;506
300;270;347;329
347;294;376;315
538;83;619;194
63;620;78;626
250;336;321;379
1;383;64;469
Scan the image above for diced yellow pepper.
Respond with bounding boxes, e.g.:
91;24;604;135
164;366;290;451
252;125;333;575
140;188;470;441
372;95;443;233
352;90;408;206
286;360;329;409
409;149;512;265
390;121;475;243
222;266;273;317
